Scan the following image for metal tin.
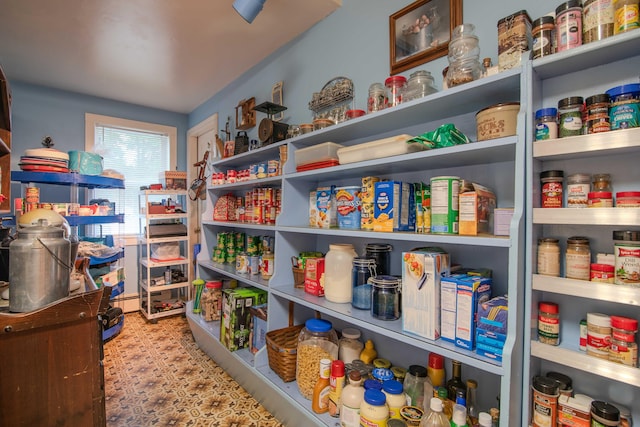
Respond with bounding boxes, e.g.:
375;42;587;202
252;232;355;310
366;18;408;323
476;102;520;141
583;0;615;44
556;0;583;51
249;255;261;275
497;10;532;70
613;230;640;286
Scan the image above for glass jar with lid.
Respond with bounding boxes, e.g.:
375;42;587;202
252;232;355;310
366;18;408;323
296;318;339;400
368;82;387;113
538;238;561;276
566;236;591;280
404;70;438;101
352;257;377;310
385;76;407;108
339;327;364;363
370;275;402;320
324;243;358;303
446;23;482;88
365;243;392;276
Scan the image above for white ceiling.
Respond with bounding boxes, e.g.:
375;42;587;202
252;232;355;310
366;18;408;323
0;0;341;114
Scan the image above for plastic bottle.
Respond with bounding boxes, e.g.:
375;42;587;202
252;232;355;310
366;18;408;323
452;403;468;427
359;389;389;427
419;397;450;427
427;352;445;387
360;339;377;364
328;359;345;418
312;359;331;414
382;379;406;420
324;243;358;303
340;370;365;427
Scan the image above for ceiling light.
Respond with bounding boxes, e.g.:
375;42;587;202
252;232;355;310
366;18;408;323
233;0;266;24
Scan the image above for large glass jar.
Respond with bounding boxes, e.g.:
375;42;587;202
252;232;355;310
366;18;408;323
404;70;438;101
296;319;339;399
446;23;482;88
351;257;377;310
324;243;358;303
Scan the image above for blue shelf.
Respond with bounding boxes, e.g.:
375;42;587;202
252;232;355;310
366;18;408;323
66;214;124;227
106;281;125;299
11;171;125;189
88;249;124;267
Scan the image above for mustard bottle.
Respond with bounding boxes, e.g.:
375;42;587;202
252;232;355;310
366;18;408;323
360;339;377;364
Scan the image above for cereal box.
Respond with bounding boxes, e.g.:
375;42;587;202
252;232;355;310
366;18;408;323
304;257;325;296
459;182;496;236
220;287;268;351
455;276;492;351
310;186;337;229
402;249;450;340
373;181;415;232
335;186;361;229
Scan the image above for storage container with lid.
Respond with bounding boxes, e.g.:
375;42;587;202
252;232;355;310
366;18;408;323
370;275;401;320
535;107;558;140
566;236;591;280
385;76;407;108
383;380;407;420
296;318;339;400
582;0;614;44
339;327;364;363
324;243;358;303
590;401;620;426
497;10;532;71
556;0;583;51
200;280;223;321
404;70;437;102
352;257;376;310
365;243;392;276
606;83;640;130
368;83;387;113
566;173;591;208
359;389;389;426
404;365;428;409
446;23;482;88
558;96;584;137
532;15;555;59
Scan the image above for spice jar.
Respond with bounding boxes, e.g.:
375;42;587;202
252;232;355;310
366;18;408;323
200;280;223;321
583;0;614;44
540;170;564;208
616;191;640;207
588;191;613;207
567;173;591;208
538;301;560;345
558;96;584;137
370;275;401;320
566;236;591;280
368;83;387;113
532;375;560;427
297;319;339;400
606;83;640;130
592;173;612;191
538;238;561;276
609;315;638;366
590;401;620;426
613;0;640;34
590;263;615;283
385;76;407;108
532;15;556;59
585;93;611;134
339;327;364;364
352;257;377;310
324;243;358;303
586;313;612;360
556;0;583;52
535;108;558;140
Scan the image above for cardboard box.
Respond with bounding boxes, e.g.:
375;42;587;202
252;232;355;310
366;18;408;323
455;276;492;351
373;181;415;232
459;182;496;236
476;295;508;336
249;304;268;354
440;274;466;343
304;257;325;296
401;250;450;341
493;208;514;236
220;287;268;351
95;267;125;288
310;187;337;229
162;170;187;190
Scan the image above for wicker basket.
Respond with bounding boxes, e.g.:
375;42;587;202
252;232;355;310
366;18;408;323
292;267;305;289
265;324;304;382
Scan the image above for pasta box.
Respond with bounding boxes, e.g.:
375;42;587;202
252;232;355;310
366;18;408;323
220;287;267;352
455;275;492;351
373;181;415;232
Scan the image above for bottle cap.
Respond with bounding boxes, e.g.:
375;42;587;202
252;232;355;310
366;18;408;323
478;412;492;426
453;404;467;425
430;397;443;412
428;352;444;369
331;360;345;378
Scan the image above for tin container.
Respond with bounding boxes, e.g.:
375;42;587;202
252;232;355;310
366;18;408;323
583;0;615;43
497;10;532;71
613;0;640;33
532;15;556;59
235;252;249;274
476;102;520;141
556;0;583;51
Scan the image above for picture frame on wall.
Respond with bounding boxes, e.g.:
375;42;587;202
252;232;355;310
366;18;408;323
389;0;462;75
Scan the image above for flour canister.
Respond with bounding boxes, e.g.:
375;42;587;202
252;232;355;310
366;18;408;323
475;102;520;141
430;176;460;234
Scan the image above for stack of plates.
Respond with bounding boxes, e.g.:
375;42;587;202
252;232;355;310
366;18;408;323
19;148;69;173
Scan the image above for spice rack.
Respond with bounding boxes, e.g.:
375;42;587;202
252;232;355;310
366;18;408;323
523;30;640;425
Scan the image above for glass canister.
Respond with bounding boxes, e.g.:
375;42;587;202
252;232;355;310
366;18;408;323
297;318;339;400
566;173;591;208
368;83;387;113
446;23;482;88
404;70;438;101
324;243;358;303
352;257;377;310
370;275;401;320
538;238;561;276
365;243;393;276
403;365;428;409
339;327;364;363
385;76;407;108
566;236;591;280
592;173;612;191
200;280;223;321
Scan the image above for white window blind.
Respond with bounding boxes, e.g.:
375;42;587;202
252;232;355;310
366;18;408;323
85;113;177;238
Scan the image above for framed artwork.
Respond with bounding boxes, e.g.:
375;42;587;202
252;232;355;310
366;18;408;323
389;0;462;75
223;140;235;158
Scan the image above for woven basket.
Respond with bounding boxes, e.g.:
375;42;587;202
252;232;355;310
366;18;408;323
265;324;304;382
292;267;305;289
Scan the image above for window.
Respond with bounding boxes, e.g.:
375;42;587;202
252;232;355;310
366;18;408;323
85;113;177;239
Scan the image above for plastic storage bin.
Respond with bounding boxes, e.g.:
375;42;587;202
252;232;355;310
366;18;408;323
295;142;344;170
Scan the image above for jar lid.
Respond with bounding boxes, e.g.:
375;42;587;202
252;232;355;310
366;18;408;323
205;280;222;289
363;389;386;406
305;318;333;332
363;379;383;391
540;170;564;179
558;96;584;109
535;108;557;119
539;301;558;314
590;401;620;422
369;275;401;287
533;375;559;395
585;93;610;106
329;243;355;251
341;327;362;340
476;102;520;116
391;366;406;379
387;419;408;427
610;315;638;331
345;109;366;118
590;263;614;273
613;230;640;241
428;352;444;369
532;15;555;27
592;173;611;181
567;236;589;244
587;312;611;327
373;358;391;368
331;360;345;377
539;237;559;244
348;370;362;382
498;9;531;25
588;191;612;199
546;371;572;389
605;83;640;98
407;364;427;378
567;173;591;182
385;75;407;86
556;0;582;15
616;191;640;198
372;367;394;382
366;243;393;253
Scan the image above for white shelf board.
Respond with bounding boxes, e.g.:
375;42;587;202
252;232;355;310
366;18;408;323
533;207;640;225
140;257;189;268
141;280;190;293
530;340;640;388
211;141;287;169
197;259;271;291
141;189;188;196
533;127;640;160
208;175;282;191
140;305;186;320
146;213;188;220
533;274;640;306
140;235;189;244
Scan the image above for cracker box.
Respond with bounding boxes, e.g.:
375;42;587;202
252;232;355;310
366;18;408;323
310;186;337;229
304;257;325;296
459;182;496;236
455;276;492;351
220;287;268;351
440;273;466;343
402;250;450;340
162;170;187;190
249;304;268;354
373;181;415;232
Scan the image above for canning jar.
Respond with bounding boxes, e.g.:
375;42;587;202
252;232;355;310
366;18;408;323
352;257;376;310
385;76;407;108
609;315;638;366
592;173;612;192
606;83;640;130
538;238;561;276
566;236;591;280
324;243;358;303
370;275;401;320
556;0;583;51
540;170;564;208
613;0;640;34
583;0;614;44
297;318;339;400
585;93;611;134
368;83;387;113
365;243;393;276
566;173;591;207
535;108;558;140
532;16;556;59
538;301;560;345
339;327;364;364
558;96;584;137
404;70;438;101
586;313;611;360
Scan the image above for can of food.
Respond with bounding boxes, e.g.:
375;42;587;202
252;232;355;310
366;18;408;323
25;186;40;204
613;230;640;285
235;252;249;274
430;176;460;234
249;255;261;275
497;10;532;71
260;251;274;279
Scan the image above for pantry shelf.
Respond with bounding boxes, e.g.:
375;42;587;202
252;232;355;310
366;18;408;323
533;274;640;306
208;175;282;191
533;127;640;160
532;208;640;225
201;220;277;231
198;259;271;291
